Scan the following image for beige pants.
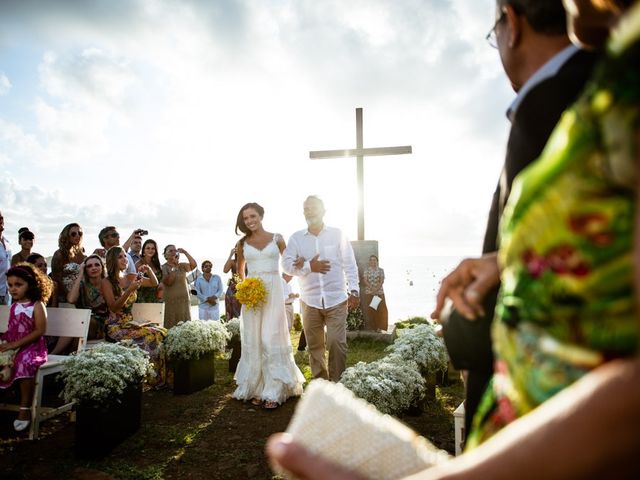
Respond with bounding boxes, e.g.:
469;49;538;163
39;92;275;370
300;300;348;382
285;303;294;330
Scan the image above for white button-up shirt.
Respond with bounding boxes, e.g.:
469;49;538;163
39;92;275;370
282;226;359;309
0;236;11;297
194;274;224;306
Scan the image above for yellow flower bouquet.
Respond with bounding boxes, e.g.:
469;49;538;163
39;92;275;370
235;276;268;310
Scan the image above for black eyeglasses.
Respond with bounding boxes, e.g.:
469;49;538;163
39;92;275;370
105;232;120;239
85;263;101;269
70;231;84;238
486;12;506;48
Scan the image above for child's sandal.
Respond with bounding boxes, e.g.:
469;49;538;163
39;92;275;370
13;407;31;432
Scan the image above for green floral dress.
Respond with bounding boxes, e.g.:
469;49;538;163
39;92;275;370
106;290;168;388
468;4;640;448
136;265;163;303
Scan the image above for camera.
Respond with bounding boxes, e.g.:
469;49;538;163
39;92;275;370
136;229;148;236
136;272;145;280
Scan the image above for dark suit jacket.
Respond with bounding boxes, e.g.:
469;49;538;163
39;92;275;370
444;47;599;438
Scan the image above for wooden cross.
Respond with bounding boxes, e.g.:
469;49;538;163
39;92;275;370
309;107;412;240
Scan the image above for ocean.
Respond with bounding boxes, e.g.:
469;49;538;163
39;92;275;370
202;255;464;324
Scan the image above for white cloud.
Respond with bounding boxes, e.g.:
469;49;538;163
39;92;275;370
0;73;11;95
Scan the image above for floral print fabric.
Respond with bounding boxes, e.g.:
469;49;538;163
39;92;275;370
468;6;640;448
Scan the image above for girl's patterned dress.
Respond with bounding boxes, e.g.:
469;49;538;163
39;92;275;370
106;290;168;388
468;5;640;448
0;302;47;388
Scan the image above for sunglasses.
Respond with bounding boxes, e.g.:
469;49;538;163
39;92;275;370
85;263;101;269
70;231;84;238
105;232;120;239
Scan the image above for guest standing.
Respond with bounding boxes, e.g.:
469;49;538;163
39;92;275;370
67;255;109;340
282;196;360;382
161;245;196;328
282;273;299;331
135;239;164;303
0;211;11;305
362;255;388;332
194;260;224;320
102;246;166;387
11;228;37;266
50;223;86;303
223;247;242;319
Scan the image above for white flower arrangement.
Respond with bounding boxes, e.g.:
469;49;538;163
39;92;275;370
61;341;152;407
386;323;448;376
225;318;241;339
339;356;426;415
164;320;230;361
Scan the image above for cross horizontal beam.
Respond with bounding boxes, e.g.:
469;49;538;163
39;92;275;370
309;145;412;159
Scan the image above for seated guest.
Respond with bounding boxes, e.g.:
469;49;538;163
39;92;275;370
135;238;164;303
66;255;109;340
102;246;167;387
26;254;58;308
11;228;38;266
51;223;86;303
194;260;224;320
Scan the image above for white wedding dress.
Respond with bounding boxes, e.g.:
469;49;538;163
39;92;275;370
232;234;305;404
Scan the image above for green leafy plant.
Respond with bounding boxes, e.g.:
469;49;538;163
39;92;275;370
164;320;230;361
346;306;364;331
61;342;152;407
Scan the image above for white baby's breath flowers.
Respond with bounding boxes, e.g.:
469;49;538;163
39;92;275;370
225;318;240;338
340;356;425;415
164;320;230;361
386;323;448;376
61;341;152;407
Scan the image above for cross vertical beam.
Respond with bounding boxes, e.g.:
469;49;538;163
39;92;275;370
309;108;412;241
356;108;364;241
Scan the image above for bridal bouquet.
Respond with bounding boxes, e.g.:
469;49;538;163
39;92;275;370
235;277;267;310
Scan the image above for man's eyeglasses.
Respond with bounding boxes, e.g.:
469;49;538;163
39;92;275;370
486;12;506;48
70;231;84;238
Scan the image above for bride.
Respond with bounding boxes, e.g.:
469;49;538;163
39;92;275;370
232;202;305;409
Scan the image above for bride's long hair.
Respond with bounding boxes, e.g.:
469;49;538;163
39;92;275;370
235;202;265;245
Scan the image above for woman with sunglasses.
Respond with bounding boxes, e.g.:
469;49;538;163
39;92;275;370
67;254;109;340
50;223;86;303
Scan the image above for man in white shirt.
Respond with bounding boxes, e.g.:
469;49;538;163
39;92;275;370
194;260;224;320
282;196;359;381
0;210;11;305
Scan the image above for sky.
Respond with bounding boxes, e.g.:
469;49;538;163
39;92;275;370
0;0;514;265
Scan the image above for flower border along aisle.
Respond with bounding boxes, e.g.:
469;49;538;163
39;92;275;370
60;342;152;459
339;322;448;414
164;320;230;394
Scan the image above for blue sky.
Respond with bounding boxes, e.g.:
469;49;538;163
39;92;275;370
0;0;513;262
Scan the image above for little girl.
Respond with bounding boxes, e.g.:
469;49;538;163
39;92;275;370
0;263;52;432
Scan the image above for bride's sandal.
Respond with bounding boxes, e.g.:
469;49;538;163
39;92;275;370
13;407;31;432
250;398;263;406
264;401;279;410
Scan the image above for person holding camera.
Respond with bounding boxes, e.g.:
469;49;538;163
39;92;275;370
161;244;196;328
94;226;145;277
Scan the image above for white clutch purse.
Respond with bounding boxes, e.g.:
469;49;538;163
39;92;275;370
279;379;451;479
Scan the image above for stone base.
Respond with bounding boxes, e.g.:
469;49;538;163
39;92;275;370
346;325;397;344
